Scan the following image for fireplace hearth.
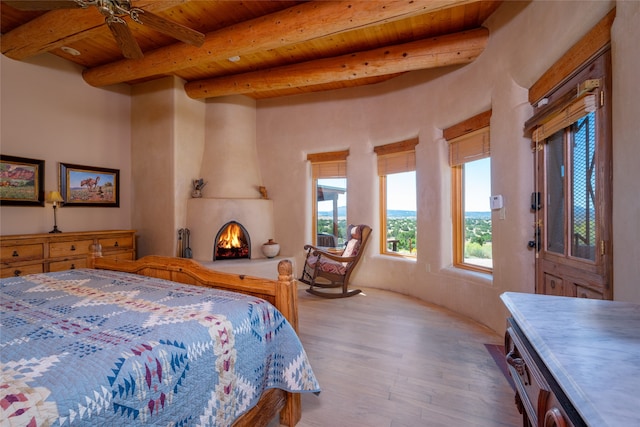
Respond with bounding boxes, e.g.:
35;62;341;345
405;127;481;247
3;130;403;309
214;221;250;260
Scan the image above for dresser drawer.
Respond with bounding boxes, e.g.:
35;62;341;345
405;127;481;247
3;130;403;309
49;258;88;272
0;263;44;278
102;252;134;262
100;236;134;251
49;239;94;258
1;243;44;263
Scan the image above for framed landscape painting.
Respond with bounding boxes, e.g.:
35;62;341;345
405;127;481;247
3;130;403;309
0;155;45;206
60;163;119;207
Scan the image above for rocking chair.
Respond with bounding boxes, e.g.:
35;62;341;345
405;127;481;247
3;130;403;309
300;224;371;298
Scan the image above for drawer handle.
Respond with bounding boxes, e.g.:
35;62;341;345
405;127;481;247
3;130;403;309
12;250;19;257
13;269;21;276
70;245;76;251
544;407;567;427
550;279;556;289
70;264;76;270
114;241;119;247
506;350;526;376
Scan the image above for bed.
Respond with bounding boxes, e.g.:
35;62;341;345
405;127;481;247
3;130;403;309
0;255;320;427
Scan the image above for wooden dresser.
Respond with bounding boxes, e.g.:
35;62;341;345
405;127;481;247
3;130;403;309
0;230;136;278
501;292;640;427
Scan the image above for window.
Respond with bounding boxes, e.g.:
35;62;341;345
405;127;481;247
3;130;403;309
375;138;418;257
446;111;492;272
308;151;349;247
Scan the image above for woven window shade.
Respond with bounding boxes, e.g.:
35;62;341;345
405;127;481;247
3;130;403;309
311;160;347;179
377;151;416;176
531;93;597;141
448;127;490;166
374;138;418;176
308;150;348;179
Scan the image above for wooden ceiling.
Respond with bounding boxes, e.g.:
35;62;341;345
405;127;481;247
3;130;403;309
1;0;502;100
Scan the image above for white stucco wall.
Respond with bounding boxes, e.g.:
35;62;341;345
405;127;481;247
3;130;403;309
256;0;627;333
130;77;206;257
611;0;640;302
0;54;132;235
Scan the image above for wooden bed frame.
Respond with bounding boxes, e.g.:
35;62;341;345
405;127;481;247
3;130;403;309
88;254;302;427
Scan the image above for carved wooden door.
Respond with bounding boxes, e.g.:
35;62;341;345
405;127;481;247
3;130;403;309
532;50;612;300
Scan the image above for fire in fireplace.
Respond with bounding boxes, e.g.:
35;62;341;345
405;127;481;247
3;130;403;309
214;221;250;260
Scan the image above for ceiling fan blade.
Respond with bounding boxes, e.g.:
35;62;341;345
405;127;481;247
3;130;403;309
106;16;143;59
2;0;82;10
130;8;204;47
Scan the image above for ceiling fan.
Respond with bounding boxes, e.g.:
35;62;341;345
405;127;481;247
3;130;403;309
4;0;205;59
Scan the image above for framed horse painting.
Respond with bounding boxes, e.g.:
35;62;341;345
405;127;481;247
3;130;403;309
59;163;120;207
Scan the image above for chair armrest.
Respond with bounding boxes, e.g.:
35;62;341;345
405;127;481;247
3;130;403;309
313;251;357;263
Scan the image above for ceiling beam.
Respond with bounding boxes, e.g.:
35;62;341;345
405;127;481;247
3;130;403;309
1;1;197;60
184;28;489;99
82;0;478;87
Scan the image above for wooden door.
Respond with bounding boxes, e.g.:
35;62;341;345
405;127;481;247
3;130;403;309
533;51;612;300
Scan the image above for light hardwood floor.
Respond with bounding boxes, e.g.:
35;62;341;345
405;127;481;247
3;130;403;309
291;286;521;427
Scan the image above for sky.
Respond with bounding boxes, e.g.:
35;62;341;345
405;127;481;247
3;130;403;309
464;158;491;212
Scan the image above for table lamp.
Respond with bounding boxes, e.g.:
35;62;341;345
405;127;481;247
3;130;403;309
47;191;64;233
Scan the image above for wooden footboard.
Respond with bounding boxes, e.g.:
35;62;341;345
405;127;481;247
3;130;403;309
88;254;301;426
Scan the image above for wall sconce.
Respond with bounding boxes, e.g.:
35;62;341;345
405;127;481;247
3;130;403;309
46;191;64;233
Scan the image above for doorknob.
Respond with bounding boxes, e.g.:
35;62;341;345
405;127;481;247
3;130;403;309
528;226;541;251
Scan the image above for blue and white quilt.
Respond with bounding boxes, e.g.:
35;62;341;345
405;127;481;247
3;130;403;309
0;269;320;426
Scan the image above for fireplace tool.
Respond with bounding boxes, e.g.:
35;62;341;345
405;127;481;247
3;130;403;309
177;228;184;258
184;229;193;259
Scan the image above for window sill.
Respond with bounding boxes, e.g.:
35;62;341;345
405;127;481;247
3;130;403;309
441;265;493;286
381;252;417;260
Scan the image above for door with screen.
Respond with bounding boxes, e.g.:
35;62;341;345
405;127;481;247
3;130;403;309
532;50;612;299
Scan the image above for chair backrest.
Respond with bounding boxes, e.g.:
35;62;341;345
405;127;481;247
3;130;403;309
343;224;371;261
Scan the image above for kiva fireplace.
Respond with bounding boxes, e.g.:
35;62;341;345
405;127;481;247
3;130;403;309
214;221;250;260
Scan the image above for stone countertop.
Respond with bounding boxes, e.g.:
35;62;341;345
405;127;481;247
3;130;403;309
501;292;640;427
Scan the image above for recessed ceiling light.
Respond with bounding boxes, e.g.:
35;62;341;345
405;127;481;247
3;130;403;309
61;46;81;56
228;56;241;62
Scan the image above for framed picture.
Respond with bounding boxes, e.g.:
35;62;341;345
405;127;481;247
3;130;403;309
0;155;45;206
60;163;119;207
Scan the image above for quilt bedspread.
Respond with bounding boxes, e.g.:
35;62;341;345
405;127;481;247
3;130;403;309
0;269;320;426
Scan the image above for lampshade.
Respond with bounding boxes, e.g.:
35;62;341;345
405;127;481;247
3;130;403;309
47;191;64;204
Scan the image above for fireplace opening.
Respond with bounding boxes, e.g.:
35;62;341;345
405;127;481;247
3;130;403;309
214;221;250;260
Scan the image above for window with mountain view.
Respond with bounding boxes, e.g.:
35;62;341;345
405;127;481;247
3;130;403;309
383;171;417;255
316;178;347;247
308;150;349;248
446;111;492;273
375;138;418;257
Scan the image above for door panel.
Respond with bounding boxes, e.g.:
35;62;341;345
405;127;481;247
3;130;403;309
534;50;612;300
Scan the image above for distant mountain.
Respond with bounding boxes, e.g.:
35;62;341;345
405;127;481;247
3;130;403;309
318;208;491;218
319;208;417;218
466;211;491;219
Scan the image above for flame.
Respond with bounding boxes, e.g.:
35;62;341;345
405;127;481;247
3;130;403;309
218;223;244;249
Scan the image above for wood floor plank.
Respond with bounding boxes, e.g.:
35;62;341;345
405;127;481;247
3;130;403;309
287;287;520;427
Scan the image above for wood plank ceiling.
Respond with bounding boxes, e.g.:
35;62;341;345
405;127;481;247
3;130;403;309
1;0;502;100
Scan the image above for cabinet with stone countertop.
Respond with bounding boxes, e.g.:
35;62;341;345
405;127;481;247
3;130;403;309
501;292;640;427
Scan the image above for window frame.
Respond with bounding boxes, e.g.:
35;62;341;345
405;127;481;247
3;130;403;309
374;138;418;258
445;110;492;273
308;150;349;247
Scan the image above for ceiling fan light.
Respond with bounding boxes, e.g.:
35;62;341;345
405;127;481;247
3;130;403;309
61;46;81;56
